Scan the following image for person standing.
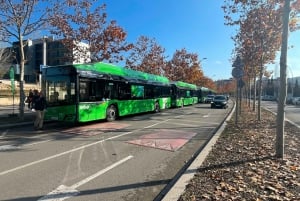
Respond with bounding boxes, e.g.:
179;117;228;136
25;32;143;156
33;91;47;130
27;89;34;109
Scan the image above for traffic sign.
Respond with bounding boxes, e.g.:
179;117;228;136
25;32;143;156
232;67;244;78
232;55;244;69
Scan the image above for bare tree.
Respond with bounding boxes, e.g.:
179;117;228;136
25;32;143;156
223;0;300;158
0;0;51;119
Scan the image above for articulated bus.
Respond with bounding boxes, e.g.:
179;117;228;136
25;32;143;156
42;62;172;123
170;81;198;107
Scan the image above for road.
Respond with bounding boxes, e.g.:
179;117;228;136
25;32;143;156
261;101;300;127
0;102;232;201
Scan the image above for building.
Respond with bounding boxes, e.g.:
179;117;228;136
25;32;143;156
12;37;90;83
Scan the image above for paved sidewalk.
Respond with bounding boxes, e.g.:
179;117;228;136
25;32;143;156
0;105;35;128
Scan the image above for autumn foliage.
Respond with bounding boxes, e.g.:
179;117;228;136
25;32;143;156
126;38;216;89
49;0;133;63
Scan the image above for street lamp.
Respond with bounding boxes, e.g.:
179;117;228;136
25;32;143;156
287;65;294;97
199;57;207;70
40;36;48;89
200;57;207;62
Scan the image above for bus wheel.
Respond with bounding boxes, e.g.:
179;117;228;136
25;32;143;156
106;105;117;121
154;102;160;113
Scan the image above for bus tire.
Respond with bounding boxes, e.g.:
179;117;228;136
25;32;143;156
154;102;160;113
106;105;117;121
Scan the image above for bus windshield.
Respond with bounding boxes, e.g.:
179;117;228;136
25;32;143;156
44;75;76;106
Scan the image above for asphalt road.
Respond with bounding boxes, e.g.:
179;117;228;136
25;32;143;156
261;100;300;126
0;102;232;201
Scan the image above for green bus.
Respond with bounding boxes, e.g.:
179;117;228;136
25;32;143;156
42;62;171;123
196;86;216;103
170;81;198;107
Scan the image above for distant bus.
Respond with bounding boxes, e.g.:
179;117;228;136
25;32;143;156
170;81;198;107
196;86;216;103
42;62;171;123
197;86;210;103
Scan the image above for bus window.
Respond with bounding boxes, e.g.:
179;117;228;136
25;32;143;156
80;78;106;101
187;90;191;97
153;86;160;98
79;81;89;101
118;84;131;100
131;85;144;99
47;80;70;104
95;80;105;101
145;85;154;98
162;86;171;97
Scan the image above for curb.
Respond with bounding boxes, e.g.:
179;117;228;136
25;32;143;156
161;101;236;201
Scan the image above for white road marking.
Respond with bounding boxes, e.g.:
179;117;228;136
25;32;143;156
0;131;132;176
0;115;186;176
38;155;133;201
165;122;198;127
25;140;52;147
71;155;133;189
144;119;170;128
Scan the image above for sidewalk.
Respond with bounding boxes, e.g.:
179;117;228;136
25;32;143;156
0;105;35;128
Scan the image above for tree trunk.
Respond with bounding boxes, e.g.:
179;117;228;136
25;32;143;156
18;34;25;120
247;78;251;108
258;51;264;121
239;81;242;115
252;76;256;112
276;0;290;159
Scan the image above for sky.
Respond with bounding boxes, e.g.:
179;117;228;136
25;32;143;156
102;0;300;80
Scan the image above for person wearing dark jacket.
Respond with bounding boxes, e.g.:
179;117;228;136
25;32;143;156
33;91;47;130
27;89;34;109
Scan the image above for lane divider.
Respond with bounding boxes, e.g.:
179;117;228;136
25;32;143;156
38;155;134;201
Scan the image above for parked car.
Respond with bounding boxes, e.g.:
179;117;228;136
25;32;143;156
261;95;276;101
204;94;215;103
211;95;228;109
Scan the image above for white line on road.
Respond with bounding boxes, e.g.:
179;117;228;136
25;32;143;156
144;114;187;129
25;140;52;147
38;155;133;201
71;155;133;189
0;131;133;176
0;114;187;176
144;119;170;128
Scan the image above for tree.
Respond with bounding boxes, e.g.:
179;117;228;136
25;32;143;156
165;48;201;82
50;0;132;63
276;0;291;158
239;5;282;120
0;0;51;119
126;36;166;75
223;0;300;158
